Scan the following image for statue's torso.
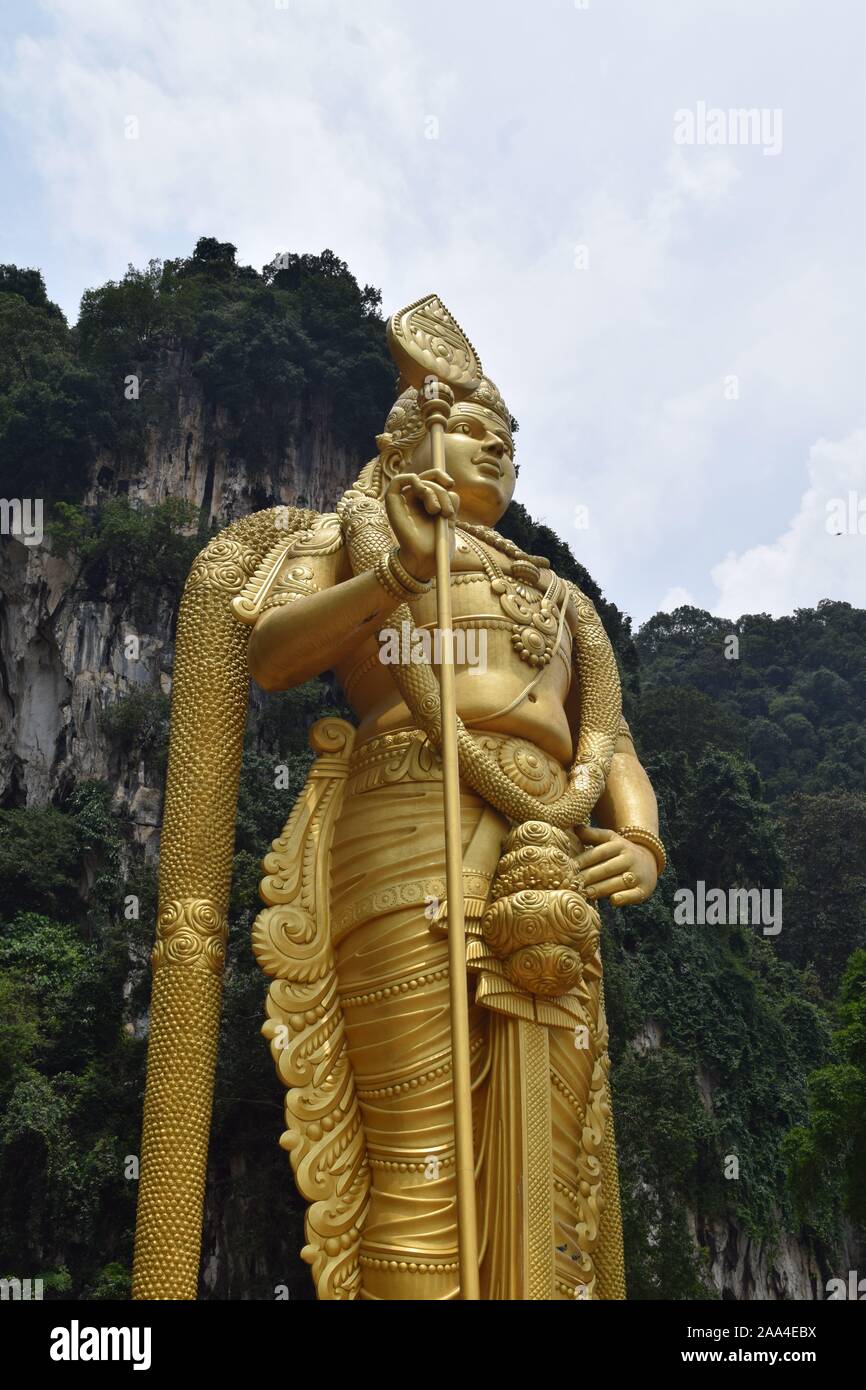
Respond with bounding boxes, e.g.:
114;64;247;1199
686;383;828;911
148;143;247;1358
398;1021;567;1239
334;532;575;764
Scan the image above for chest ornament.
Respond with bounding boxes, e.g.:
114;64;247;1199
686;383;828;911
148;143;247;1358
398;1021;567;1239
459;528;563;669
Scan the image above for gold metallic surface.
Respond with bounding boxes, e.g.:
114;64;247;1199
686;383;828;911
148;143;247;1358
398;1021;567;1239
134;295;661;1300
387;293;482;397
331;487;622;829
133;507;315;1299
435;506;481;1298
524;1021;555;1298
254;717;370;1299
422;374;481;1297
618;825;667;876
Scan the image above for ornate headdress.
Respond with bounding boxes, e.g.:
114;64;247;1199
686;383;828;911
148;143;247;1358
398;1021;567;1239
353;294;513;499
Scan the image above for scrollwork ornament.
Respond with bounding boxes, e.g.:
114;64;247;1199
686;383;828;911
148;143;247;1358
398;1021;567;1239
152;898;228;975
186;538;255;593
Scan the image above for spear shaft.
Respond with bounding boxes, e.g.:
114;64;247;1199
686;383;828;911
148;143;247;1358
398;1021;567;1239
424;388;481;1300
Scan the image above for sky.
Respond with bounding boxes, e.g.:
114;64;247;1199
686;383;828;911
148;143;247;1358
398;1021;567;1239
1;0;864;626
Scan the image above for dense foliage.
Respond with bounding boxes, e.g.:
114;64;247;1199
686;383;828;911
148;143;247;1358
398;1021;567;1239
0;240;395;507
0;266;113;499
613;602;866;1291
74;239;395;475
0;786;145;1298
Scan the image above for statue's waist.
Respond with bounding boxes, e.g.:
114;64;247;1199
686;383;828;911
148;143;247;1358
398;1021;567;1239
339;618;572;705
346;728;569;804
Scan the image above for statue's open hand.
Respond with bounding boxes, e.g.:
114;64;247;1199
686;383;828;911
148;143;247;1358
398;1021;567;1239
575;825;658;907
384;469;459;583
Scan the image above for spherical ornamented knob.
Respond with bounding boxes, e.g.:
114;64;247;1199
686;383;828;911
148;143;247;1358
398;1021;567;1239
505;943;583;997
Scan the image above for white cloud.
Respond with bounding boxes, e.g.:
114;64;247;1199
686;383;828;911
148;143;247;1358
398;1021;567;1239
659;586;697;612
0;0;863;625
666;148;742;206
710;429;866;617
0;1;425;279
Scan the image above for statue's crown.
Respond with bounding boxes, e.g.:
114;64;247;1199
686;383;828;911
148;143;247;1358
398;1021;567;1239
353;295;513;499
385;293;511;435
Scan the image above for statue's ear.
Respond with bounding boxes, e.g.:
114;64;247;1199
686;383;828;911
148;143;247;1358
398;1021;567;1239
378;444;407;487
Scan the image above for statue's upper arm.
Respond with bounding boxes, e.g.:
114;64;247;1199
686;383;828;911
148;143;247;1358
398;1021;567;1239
562;578;628;754
232;513;349;628
260;543;348;612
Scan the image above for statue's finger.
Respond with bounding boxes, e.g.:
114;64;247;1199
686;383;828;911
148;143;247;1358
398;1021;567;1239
576;841;620;870
418;486;443;514
418;468;455;487
582;855;629;891
438;490;456;518
577;824;615;845
610;887;647;908
385;474;408;498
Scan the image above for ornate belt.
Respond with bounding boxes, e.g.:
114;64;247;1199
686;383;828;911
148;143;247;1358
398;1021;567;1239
346;728;568;803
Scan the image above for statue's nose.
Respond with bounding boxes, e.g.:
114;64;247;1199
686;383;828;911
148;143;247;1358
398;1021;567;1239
485;434;505;457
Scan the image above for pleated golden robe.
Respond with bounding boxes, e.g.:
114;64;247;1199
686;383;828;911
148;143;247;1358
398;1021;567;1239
255;720;626;1301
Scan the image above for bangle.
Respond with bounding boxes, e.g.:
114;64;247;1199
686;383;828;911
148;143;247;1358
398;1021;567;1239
374;547;432;602
618;826;666;876
390;548;433;594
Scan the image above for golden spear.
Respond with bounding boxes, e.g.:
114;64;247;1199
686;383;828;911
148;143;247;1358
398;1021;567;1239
387;298;484;1299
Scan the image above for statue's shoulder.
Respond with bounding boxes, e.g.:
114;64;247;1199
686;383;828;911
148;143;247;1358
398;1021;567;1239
561;576;602;635
227;507;347;626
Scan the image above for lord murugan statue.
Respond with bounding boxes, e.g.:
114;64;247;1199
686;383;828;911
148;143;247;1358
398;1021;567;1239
132;297;664;1301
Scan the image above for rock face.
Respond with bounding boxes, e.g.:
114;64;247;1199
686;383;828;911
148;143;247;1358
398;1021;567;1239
0;540;173;838
693;1215;817;1300
624;1017;850;1301
692;1214;862;1302
85;355;364;523
0;366;373;1299
1;372;363;828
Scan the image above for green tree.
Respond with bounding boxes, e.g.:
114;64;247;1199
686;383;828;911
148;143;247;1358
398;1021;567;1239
780;794;866;990
784;950;866;1228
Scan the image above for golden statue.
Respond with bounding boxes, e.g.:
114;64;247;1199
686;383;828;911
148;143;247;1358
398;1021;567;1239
132;296;664;1301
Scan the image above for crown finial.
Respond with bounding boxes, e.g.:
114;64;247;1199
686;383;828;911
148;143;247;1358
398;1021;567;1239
387;294;482;397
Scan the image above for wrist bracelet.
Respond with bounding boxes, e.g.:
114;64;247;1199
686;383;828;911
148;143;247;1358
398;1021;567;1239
390;548;433;594
374;549;406;601
618;826;666;876
374;547;432;603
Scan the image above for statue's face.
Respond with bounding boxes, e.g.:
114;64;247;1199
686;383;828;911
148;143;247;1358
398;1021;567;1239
408;403;516;525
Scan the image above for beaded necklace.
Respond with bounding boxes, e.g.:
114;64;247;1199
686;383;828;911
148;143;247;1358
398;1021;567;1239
456;524;564;670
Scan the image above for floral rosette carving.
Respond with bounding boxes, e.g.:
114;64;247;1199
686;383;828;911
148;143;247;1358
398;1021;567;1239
485;888;596;955
152;897;228;974
497;739;563;801
507;943;582;996
492;843;577;895
481;821;600;1000
185;537;255;593
253;903;321;981
513;820;572;850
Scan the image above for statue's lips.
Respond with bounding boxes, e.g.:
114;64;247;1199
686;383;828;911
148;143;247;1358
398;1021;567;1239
475;456;504;479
